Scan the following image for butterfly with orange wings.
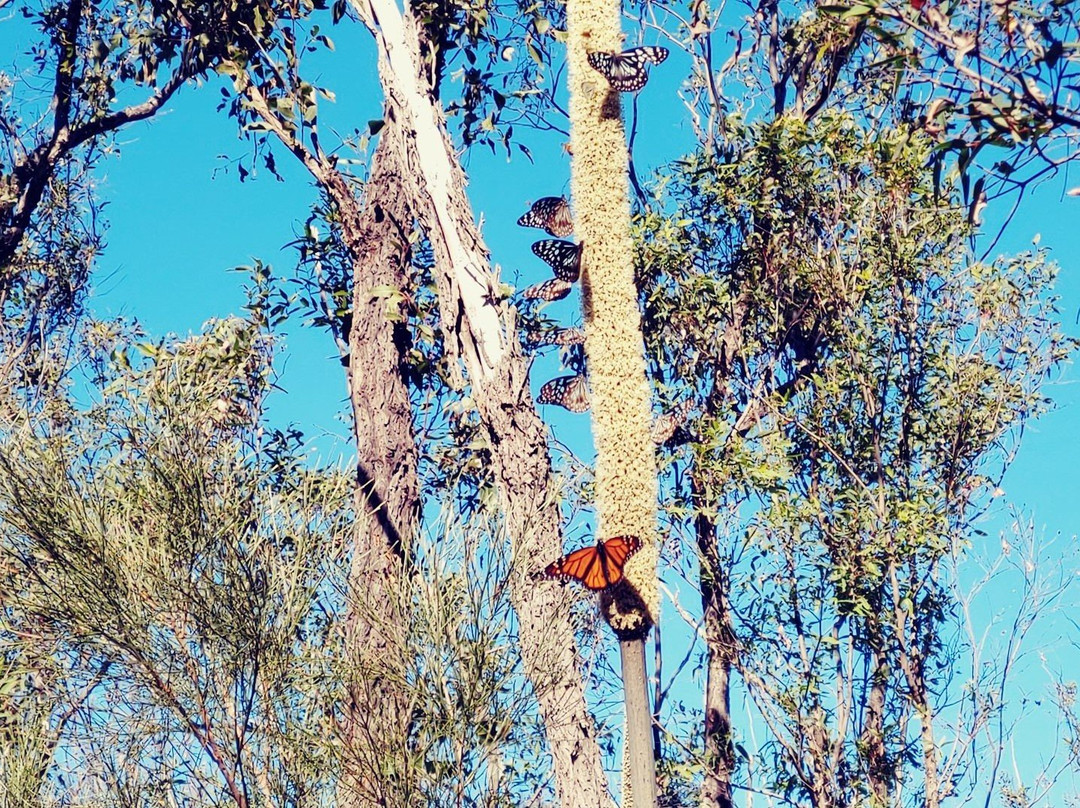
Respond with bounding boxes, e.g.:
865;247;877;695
543;535;643;590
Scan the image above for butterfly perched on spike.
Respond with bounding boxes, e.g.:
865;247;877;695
587;46;670;92
522;278;573;302
543;536;642;590
525;327;586;347
532;239;582;283
518;197;574;238
537;374;590;413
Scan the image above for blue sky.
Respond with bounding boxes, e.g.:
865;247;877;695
4;5;1080;795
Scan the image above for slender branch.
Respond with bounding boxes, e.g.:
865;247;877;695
3;65;191;269
232;71;327;182
67;66;191;153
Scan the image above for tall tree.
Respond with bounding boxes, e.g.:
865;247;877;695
640;112;1073;805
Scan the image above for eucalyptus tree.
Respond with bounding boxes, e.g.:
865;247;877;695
197;0;618;799
642;114;1072;805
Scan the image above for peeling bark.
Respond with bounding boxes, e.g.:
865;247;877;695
235;0;612;796
235;63;421;807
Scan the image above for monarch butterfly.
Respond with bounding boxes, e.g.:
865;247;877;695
587;46;670;92
522;278;574;302
525;327;586;347
544;535;643;590
532;239;582;283
518;197;574;238
537;374;590;413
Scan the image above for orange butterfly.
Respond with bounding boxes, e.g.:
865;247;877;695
544;536;642;590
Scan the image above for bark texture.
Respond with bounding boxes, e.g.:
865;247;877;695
697;508;735;808
236;0;613;799
238;77;422;800
339;117;420;807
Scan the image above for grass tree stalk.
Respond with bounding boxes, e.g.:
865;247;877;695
566;0;661;803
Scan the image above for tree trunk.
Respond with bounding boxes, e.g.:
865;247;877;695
229;71;422;808
336;116;421;807
895;581;941;808
696;497;735;808
862;636;890;807
237;0;613;798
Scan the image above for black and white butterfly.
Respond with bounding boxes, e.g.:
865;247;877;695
525;327;586;348
587;46;670;92
537;374;590;413
522;278;574;302
518;197;574;238
532;239;582;283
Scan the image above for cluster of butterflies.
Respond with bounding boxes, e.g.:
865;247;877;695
517;195;590;413
516;46;670;413
523;47;672;593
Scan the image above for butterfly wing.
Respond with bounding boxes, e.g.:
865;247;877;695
537;374;590;413
531;239;582;283
600;536;643;571
545;535;643;590
637;46;670;66
545;545;604;588
525;327;586;347
651;400;692;445
518;197;574;238
587;47;669;92
522;278;574;301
